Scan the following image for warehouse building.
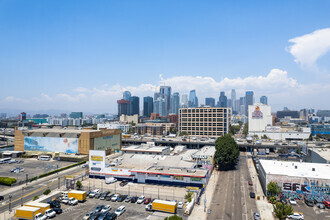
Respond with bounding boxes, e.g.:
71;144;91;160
14;127;121;155
258;159;330;198
89;145;216;187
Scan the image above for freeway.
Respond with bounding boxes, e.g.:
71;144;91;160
0;165;87;214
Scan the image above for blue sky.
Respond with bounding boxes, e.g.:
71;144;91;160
1;0;330;113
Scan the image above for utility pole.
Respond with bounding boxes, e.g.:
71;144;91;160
58;177;60;189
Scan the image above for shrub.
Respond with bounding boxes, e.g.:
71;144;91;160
270;196;277;204
43;189;51;195
0;177;17;186
33;196;39;201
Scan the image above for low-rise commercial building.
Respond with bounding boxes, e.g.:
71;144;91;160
258;159;330;199
14;127;121;155
89;145;216;187
179;107;231;137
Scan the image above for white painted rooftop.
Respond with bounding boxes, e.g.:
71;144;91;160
260;159;330;180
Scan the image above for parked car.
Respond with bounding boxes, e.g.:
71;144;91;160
61;197;69;204
98;210;110;220
53;208;62;214
48;201;61;208
145;203;152;211
69;197;78;205
248;180;253;186
105;213;117;220
117;194;127;202
130;196;138;203
250;192;255;198
106;194;114;201
82;164;88;168
177;201;184;209
287;212;304;220
86;190;91;196
114;206;126;216
323;200;330;208
35;213;47;220
289;198;297;205
100;192;109;200
0;196;4;201
137;195;145;204
253;212;261;220
125;196;132;202
144;198;151;204
106;177;117;184
304;198;314;207
89;192;96;198
45;209;56;218
94;205;105;213
89;212;101;220
101;205;111;213
83;211;94;220
120;180;129;187
111;194;119;202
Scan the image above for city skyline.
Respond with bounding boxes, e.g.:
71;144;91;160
1;1;330;113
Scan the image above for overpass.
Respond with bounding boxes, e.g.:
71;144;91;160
122;137;304;152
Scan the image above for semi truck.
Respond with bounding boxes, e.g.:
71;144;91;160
25;202;50;214
152;200;177;214
15;206;41;219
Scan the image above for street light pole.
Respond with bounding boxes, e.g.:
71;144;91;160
21;187;24;206
9;194;12;213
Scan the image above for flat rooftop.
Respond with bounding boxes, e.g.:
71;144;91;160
108;149;207;177
312;148;330;162
122;144;169;153
192;146;215;157
260;159;330;180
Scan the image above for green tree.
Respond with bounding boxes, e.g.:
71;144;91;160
261;134;269;140
185;192;193;203
43;189;51;195
214;134;240;170
179;131;188;136
253;134;259;139
164;215;183;220
267;181;281;197
296;148;302;155
243;122;248;136
76;181;82;190
229;125;241;135
273;202;294;220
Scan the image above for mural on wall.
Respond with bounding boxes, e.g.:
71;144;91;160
24;137;78;153
268;174;330;199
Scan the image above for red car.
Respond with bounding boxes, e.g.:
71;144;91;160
144;198;151;204
248;180;253;186
323;200;330;208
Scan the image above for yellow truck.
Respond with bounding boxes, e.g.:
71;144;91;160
152;200;177;214
68;190;87;202
15;206;41;219
25;201;50;214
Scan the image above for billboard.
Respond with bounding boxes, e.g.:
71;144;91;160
89;150;106;174
24;137;78;153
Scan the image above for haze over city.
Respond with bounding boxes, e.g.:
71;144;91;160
1;0;330;113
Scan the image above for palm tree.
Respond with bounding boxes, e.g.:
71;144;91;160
273;202;294;220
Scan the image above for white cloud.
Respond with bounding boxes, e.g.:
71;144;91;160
1;69;329;112
288;28;330;68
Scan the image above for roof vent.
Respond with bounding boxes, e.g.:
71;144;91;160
312;168;315;171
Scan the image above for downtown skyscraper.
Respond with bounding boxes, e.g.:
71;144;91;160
189;90;198;107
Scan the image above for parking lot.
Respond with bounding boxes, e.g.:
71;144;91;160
0;158;76;189
80;178;188;202
56;194;187;220
289;199;329;220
